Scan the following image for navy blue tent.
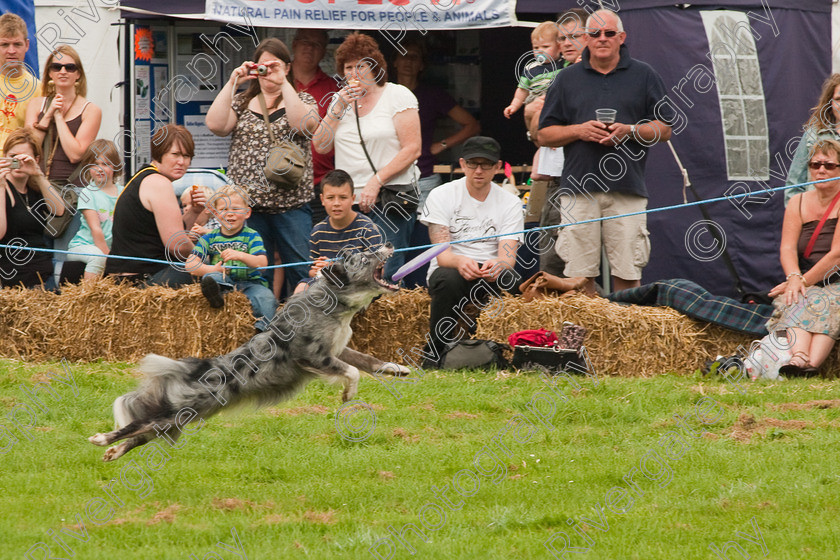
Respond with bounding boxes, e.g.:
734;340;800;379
0;0;38;72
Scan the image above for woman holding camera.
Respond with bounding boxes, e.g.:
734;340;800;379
24;45;101;185
206;37;317;297
0;128;66;288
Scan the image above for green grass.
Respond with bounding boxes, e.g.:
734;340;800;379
2;358;839;559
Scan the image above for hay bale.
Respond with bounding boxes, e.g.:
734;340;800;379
349;288;431;365
0;277;255;362
474;293;756;376
349;291;760;376
8;282;832;377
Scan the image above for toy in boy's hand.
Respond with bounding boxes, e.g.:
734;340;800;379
392;243;450;281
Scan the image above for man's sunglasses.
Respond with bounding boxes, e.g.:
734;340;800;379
808;161;840;171
587;29;619;38
49;62;78;72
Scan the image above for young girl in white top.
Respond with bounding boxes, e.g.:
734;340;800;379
66;139;123;280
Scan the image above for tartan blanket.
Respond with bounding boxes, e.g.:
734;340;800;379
608;279;773;337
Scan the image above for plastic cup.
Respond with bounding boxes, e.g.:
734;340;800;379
595;108;617;124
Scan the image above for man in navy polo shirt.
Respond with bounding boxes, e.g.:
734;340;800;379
537;9;674;296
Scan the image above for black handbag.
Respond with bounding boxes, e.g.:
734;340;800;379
511;345;583;374
510;322;587;374
438;339;509;370
354;101;419;214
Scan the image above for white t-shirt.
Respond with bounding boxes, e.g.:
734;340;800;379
332;82;419;198
421;177;524;280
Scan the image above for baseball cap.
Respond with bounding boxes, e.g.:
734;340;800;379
461;136;501;162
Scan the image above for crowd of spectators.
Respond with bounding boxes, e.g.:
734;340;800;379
3;8;840;374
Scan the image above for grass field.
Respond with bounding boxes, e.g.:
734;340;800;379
2;357;839;559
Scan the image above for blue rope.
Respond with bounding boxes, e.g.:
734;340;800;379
0;177;827;271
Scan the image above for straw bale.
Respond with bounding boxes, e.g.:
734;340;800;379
350;291;764;377
6;282;836;377
348;288;431;364
0;277;255;362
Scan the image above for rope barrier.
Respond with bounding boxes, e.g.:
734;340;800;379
0;176;829;272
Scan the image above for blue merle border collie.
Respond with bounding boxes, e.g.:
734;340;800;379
89;244;408;461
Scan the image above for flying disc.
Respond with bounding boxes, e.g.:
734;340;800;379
392;243;450;281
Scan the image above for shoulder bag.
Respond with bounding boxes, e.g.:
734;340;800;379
40;95;81;238
257;92;306;189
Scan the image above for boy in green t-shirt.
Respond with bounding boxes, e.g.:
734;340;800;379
186;185;277;331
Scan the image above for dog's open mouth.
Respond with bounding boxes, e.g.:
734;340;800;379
373;263;400;291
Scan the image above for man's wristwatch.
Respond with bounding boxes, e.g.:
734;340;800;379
440;140;447;149
629;124;637;136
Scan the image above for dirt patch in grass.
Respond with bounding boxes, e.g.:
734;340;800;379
268;405;330;416
147;503;181;525
378;471;396;480
445;411;479;419
263;513;293;524
107;503;155;526
303;509;336;524
768;399;840;411
212;497;257;511
392;428;420;443
728;413;814;442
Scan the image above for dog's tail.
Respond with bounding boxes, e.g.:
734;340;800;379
139;354;192;378
116;354;195;425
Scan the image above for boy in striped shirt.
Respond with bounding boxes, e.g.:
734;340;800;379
186;185;277;331
294;169;383;294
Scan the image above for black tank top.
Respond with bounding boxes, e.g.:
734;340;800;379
105;166;171;276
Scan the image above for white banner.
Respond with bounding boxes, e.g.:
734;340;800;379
205;0;517;31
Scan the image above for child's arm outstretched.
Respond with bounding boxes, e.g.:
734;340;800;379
309;256;329;277
504;87;529;119
185;253;225;277
220;248;267;269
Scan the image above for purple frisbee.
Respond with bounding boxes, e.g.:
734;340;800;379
392;243;450;281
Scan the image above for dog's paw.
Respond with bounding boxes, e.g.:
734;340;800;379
380;362;412;377
89;433;110;447
103;442;128;462
342;366;360;402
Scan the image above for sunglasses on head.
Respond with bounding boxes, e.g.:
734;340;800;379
49;62;78;72
587;29;619;38
808;161;839;170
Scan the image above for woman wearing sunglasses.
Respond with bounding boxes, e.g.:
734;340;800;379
767;139;840;377
25;45;101;186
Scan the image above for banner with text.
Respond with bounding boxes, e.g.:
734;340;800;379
205;0;517;31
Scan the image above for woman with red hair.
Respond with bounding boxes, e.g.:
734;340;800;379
313;32;421;281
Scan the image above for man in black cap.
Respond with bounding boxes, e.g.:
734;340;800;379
420;136;524;362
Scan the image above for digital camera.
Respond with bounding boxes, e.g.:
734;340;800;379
248;64;268;76
1;157;21;169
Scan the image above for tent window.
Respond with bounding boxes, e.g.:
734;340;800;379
701;11;769;181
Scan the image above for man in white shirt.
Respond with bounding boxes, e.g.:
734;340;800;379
421;136;524;362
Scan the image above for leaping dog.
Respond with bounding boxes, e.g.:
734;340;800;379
89;244;408;461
